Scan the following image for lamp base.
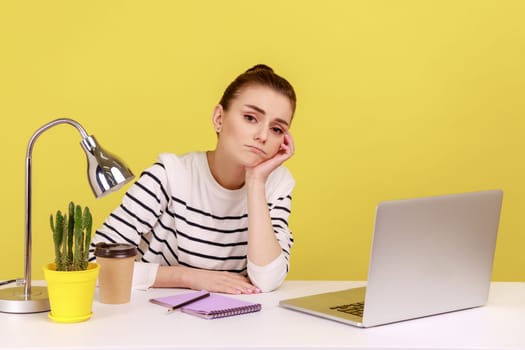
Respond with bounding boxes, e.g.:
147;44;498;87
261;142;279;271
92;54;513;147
0;286;49;313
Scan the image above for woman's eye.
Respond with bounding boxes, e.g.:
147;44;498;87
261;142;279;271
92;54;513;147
272;127;284;135
244;115;257;122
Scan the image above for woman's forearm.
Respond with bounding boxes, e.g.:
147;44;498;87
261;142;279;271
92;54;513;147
246;179;282;266
153;265;189;288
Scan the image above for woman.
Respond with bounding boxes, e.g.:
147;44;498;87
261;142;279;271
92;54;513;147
91;64;297;294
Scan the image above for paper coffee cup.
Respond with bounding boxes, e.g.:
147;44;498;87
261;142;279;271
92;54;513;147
95;242;137;304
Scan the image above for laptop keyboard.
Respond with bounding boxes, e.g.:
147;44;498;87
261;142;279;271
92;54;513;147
330;302;365;317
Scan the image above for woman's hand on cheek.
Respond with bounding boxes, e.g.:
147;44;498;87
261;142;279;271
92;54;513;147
246;132;295;183
275;132;295;163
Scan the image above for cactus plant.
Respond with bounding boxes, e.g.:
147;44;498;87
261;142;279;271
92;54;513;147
50;201;93;271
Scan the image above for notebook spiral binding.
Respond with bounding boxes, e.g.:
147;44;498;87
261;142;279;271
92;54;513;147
211;303;262;318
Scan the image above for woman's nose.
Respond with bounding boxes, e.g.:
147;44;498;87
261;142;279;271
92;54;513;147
254;126;268;143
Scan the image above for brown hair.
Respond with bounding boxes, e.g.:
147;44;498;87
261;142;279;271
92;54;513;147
219;64;297;116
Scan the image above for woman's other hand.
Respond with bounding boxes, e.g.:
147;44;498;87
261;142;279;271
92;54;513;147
154;265;260;294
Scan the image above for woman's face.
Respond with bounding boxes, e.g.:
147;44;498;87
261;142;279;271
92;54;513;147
213;84;293;168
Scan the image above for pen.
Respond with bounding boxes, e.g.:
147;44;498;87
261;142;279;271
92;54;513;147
168;292;210;313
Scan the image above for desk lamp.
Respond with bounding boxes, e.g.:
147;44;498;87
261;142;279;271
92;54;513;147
0;118;134;313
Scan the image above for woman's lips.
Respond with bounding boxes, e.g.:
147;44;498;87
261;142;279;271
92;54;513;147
246;145;266;156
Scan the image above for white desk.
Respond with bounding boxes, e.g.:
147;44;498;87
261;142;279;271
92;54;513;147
1;281;524;350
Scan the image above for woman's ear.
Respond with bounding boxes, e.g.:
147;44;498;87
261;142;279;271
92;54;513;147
212;104;224;133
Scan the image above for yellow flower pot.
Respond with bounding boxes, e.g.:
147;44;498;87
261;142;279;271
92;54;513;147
43;262;100;323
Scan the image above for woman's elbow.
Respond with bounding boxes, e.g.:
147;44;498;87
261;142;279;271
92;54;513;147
247;255;289;292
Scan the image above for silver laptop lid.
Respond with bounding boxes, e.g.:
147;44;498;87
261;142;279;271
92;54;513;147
362;189;503;326
279;189;503;328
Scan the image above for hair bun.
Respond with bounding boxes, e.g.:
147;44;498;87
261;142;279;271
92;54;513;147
219;63;296;114
246;64;274;73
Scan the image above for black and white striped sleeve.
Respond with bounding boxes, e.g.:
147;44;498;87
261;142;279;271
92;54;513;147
90;162;170;257
247;167;295;292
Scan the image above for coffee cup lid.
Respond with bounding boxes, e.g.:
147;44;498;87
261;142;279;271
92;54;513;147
95;242;137;258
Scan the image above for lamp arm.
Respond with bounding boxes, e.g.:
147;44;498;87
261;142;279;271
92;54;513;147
26;118;89;157
24;118;91;297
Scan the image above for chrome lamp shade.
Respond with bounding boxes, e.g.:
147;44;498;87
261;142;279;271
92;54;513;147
0;118;134;314
82;135;134;198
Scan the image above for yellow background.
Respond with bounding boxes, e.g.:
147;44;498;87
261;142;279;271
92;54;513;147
1;1;523;281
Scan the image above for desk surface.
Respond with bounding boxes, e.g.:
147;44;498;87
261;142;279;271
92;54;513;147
1;281;524;350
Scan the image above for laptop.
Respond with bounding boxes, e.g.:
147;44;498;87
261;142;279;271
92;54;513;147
279;189;503;328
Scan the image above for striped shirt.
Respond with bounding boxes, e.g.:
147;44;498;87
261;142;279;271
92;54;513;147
90;152;295;291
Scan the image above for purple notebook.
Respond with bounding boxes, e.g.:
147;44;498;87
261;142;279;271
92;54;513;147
181;292;262;319
150;290;211;311
151;290;261;319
